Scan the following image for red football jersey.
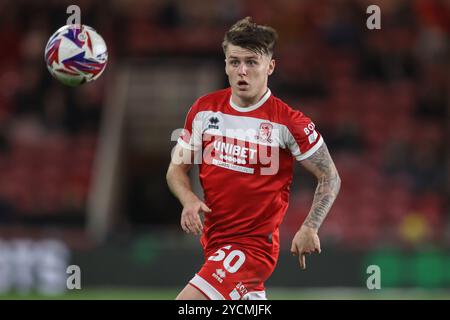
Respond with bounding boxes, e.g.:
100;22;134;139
178;88;323;260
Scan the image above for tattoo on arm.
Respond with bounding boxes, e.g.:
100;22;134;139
301;143;341;230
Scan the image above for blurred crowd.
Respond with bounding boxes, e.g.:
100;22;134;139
0;0;448;248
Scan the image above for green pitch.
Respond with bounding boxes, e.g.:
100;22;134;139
1;287;450;300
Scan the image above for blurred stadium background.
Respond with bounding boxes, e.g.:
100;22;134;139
0;0;449;299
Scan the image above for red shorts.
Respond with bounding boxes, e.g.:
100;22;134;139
189;244;276;300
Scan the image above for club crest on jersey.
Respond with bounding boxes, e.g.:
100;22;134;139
256;122;273;143
208;116;220;130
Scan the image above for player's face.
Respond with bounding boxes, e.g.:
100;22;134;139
225;44;275;106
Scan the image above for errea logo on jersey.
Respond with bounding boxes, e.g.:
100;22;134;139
208;116;220;129
212;268;226;283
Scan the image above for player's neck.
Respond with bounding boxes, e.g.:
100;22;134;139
231;87;269;108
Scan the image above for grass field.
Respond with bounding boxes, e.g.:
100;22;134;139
1;287;450;300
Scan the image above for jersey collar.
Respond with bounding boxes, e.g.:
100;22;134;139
229;89;271;112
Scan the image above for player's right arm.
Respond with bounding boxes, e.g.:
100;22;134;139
166;143;211;235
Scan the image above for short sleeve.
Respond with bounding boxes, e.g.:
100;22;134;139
284;109;324;161
177;100;203;151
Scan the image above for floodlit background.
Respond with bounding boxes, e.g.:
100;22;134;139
0;0;449;299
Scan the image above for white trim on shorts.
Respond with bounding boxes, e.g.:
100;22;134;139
242;290;267;300
189;274;225;300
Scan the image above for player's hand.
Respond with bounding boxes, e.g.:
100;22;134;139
290;225;321;270
180;199;211;236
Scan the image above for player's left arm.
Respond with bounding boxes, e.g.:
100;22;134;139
300;141;341;230
291;141;341;269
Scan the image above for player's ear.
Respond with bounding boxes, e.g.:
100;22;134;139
268;59;275;75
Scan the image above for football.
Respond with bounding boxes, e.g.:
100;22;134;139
44;24;108;86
